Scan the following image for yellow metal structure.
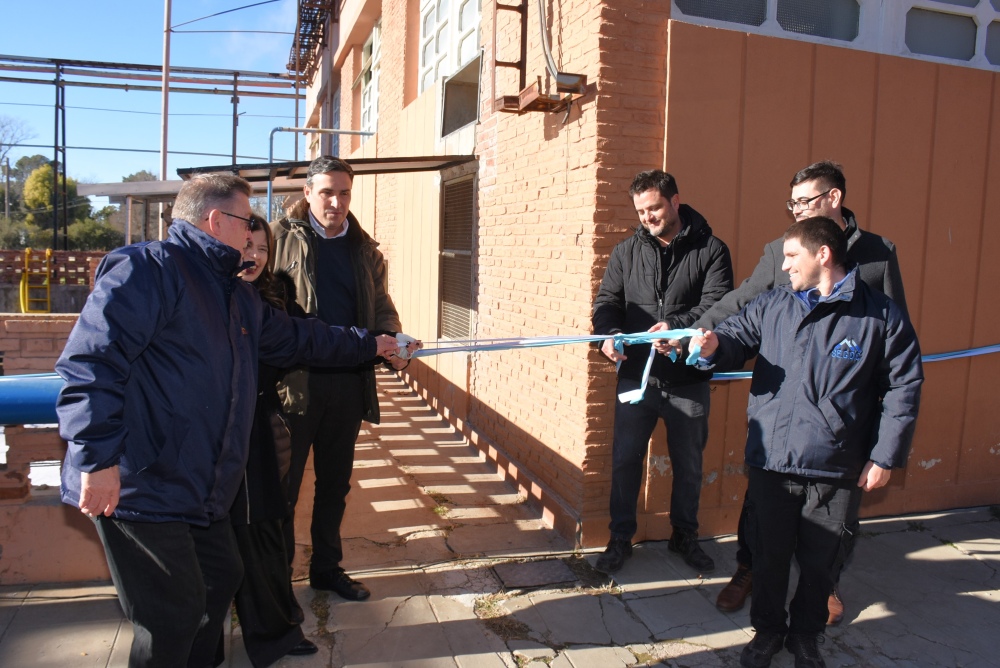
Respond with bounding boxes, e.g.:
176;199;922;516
19;248;52;313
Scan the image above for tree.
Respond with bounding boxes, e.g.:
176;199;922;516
0;216;45;250
67;217;125;251
22;164;91;227
123;170;158;182
0;116;34;166
13;154;48;182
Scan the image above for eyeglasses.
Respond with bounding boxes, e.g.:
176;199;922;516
220;210;255;231
785;189;831;211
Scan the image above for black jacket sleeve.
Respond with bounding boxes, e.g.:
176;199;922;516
695;240;781;330
592;244;627;336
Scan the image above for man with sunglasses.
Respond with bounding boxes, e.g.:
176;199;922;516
56;174;406;667
691;160;908;625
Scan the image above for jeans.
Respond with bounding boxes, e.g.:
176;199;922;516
284;369;364;574
94;516;244;668
609;378;710;539
746;467;863;636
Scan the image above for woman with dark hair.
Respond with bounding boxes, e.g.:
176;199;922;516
230;214;318;664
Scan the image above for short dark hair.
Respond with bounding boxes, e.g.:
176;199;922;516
628;170;678;200
784;216;847;268
790;160;846;202
305;156;354;186
172;173;252;223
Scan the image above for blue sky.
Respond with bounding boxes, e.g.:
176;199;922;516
2;0;305;189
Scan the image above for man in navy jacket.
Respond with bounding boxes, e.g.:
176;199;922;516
56;174;408;668
694;217;922;668
697;161;907;623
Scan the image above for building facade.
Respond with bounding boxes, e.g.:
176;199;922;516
295;0;1000;546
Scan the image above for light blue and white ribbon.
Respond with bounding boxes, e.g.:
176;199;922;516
397;329;704;404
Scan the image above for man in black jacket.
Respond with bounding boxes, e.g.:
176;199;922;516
592;170;733;574
694;161;908;622
693;217;921;668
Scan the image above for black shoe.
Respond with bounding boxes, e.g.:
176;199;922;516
594;538;633;574
668;529;716;573
310;569;371;600
287;639;319;656
785;633;826;668
740;631;785;668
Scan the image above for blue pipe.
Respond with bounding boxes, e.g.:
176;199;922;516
0;373;62;425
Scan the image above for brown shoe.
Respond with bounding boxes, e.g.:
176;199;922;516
716;564;752;612
826;587;845;625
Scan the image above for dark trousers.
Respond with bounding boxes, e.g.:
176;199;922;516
746;467;862;636
233;521;305;668
94;516;244;668
609;378;710;539
285;369;364;574
735;488;857;587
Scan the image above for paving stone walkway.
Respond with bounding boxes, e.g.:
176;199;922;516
1;370;999;667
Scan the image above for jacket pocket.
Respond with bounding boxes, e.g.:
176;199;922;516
818;396;847;441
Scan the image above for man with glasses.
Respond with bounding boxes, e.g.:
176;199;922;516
56;174;406;667
691;160;908;625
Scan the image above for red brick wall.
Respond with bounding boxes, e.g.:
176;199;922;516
472;0;673;544
0;315;78;375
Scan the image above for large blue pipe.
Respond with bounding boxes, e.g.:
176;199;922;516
0;373;62;425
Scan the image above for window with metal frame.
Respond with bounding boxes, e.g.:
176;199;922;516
439;176;475;339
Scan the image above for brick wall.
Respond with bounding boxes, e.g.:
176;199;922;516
326;0;677;545
470;0;673;544
0;314;78;375
0;250;105;285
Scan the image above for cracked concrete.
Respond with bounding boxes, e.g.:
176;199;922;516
2;371;1000;667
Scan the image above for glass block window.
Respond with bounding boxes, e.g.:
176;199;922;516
671;0;1000;71
675;0;767;26
905;8;977;61
360;23;381;141
987;21;1000;65
420;0;481;94
777;0;860;41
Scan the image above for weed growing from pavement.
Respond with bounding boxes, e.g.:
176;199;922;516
474;592;533;641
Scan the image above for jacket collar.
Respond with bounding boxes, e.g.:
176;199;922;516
168;219;244;277
287;208;378;249
787;266;859;307
842;207;862;250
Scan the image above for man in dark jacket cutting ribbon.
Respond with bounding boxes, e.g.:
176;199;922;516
693;216;922;668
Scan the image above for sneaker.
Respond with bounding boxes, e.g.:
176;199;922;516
594;538;633;574
668;529;716;573
716;563;752;611
785;633;826;668
739;631;785;668
826;587;845;625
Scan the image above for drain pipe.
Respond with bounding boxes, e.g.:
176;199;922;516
267;127;374;219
